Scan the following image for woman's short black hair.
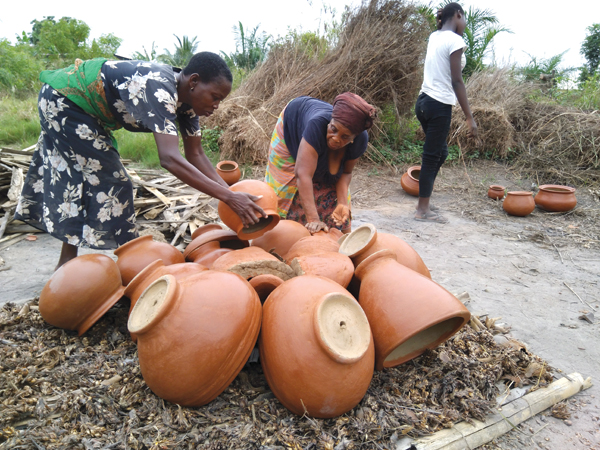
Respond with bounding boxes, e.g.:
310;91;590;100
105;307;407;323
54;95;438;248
437;2;464;30
183;51;233;84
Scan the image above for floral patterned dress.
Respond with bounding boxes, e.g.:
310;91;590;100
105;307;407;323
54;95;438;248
15;60;200;249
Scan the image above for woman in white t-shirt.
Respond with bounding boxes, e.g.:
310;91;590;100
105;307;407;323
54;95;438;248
414;2;478;223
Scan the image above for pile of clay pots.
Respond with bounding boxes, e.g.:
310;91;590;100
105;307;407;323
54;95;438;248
38;179;471;418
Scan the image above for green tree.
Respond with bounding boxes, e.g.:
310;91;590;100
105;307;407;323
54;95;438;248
132;42;158;61
221;22;271;71
28;16;90;62
158;35;198;68
0;38;44;93
579;23;600;82
519;50;572;82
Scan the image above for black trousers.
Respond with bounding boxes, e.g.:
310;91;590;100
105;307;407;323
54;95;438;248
414;93;453;198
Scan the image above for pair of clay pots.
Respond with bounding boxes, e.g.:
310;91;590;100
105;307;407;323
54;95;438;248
503;191;535;217
218;179;280;240
260;275;375;418
535;185;577;212
216;160;241;186
128;270;261;407
183;226;248;268
400;165;420;197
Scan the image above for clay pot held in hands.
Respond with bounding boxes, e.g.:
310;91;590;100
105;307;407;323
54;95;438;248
487;185;506;200
218;179;280;240
216;160;242;186
260;275;374;418
251;219;310;258
128;271;261;407
503;191;535;217
39;254;125;336
400;165;420;197
114;235;184;285
534;185;577;212
355;250;470;370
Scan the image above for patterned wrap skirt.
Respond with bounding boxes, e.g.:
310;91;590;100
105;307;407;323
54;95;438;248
14;84;138;249
264;108;351;231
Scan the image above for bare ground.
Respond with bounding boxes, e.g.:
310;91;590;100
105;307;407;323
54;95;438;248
1;160;599;449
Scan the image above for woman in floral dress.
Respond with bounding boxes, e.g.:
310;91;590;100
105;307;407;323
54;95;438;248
16;52;265;269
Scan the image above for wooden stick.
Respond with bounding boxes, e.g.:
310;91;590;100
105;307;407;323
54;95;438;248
563;281;597;312
402;373;592;450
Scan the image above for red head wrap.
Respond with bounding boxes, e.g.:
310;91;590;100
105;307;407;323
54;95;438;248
331;92;377;135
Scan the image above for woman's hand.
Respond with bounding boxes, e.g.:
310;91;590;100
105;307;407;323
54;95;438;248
225;192;267;227
331;204;350;227
306;221;329;234
467;117;478;139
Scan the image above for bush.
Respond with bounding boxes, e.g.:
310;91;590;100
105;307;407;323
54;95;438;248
0;93;40;147
0;39;44;95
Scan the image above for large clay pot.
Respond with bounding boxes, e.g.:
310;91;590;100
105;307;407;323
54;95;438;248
114;235;184;285
260;275;375;418
190;223;223;240
189;246;234;268
251;219;310;258
284;235;340;264
212;246;296;280
400;165;420;196
128;271;261;407
249;274;284;302
289;252;354;288
39;254;125;336
217;179;280;240
183;229;248;262
313;228;344;242
535;185;577;212
487;185;506;200
355;250;470;370
216;160;241;186
503;191;535;217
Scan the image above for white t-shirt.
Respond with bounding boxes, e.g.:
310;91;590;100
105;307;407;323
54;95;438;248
420;30;467;105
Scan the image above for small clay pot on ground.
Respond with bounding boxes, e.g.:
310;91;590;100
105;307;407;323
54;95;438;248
503;191;535;217
534;185;577;212
487;185;506;200
216;160;241;186
400;165;420;196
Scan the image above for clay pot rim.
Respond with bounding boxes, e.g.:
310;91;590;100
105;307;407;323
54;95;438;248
128;274;179;335
354;249;397;281
124;258;165;302
505;191;533;196
538;184;576;193
216;160;240;172
339;223;377;258
489;185;505;191
407;165;421;182
77;284;126;336
183;229;240;259
190;223;224;241
236;214;280;240
114;234;153;257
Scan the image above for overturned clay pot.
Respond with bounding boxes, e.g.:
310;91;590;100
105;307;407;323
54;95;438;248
251;219;310;258
289;251;354;288
212;246;297;280
284;235;340;264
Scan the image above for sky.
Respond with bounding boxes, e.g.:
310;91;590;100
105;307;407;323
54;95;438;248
1;0;598;73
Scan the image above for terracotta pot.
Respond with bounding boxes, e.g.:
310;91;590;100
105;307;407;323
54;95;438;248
289;252;354;288
400;165;420;196
217;179;280;240
487;185;506;200
249;274;284;302
251;219;310;258
535;185;577;212
503;191;535;216
284;235;340;264
355;250;470;370
212;246;296;280
216;160;241;186
129;271;261;407
190;223;223;240
183;229;247;261
313;228;344;242
260;275;374;418
39;254;125;336
114;235;184;285
343;226;431;279
189;246;234;268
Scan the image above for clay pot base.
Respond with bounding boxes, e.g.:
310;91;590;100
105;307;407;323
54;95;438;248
339;224;376;258
315;293;371;364
384;317;465;367
128;277;172;334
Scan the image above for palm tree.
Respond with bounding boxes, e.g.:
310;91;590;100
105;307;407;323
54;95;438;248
158;35;199;68
131;42;157;61
221;22;270;71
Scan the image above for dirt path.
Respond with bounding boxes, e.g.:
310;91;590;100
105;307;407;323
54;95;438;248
1;162;598;449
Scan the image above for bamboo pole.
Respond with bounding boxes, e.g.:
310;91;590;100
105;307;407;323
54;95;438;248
399;373;592;450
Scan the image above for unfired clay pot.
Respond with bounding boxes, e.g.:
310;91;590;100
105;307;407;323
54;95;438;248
114;235;184;285
400;165;420;197
216;160;241;186
249;274;284;302
355;250;470;370
39;254;125;336
217;179;280;240
284;235;340;264
534;185;577;212
487;185;506;200
289;252;354;288
212;246;296;280
190;223;223;240
128;271;261;407
251;219;310;258
503;191;535;217
260;275;375;418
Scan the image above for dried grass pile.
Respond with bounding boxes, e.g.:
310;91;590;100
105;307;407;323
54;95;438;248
205;0;430;165
0;301;553;449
